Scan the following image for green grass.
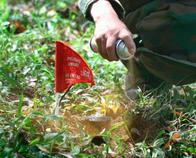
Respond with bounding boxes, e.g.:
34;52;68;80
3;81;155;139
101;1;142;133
0;1;196;157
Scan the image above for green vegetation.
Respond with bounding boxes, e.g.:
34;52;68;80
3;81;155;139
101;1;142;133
0;0;195;157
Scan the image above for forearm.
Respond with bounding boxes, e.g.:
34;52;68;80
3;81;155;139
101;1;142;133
78;0;125;21
90;0;119;22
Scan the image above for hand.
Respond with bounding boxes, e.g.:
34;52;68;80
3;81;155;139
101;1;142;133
91;0;136;61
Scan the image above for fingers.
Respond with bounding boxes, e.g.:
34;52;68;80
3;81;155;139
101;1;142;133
94;33;135;61
106;37;118;61
101;37;108;59
119;32;136;55
95;35;109;59
94;34;118;61
95;36;118;61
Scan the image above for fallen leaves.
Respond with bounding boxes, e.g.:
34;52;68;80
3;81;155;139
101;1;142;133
164;132;181;149
171;132;181;141
9;20;25;34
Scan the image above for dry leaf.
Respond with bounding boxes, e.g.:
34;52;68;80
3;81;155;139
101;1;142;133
171;132;181;141
106;104;124;119
164;140;172;149
175;111;182;117
10;20;25;34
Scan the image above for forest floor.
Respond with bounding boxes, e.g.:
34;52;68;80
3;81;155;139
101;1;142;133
0;1;195;157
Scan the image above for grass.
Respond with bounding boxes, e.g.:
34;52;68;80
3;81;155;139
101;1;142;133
0;0;196;157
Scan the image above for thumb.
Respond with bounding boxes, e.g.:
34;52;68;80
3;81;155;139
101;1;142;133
122;35;136;55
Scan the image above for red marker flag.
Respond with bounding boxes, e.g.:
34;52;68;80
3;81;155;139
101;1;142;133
55;41;94;93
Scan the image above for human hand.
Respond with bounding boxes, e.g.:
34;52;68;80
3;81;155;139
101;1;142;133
91;0;136;61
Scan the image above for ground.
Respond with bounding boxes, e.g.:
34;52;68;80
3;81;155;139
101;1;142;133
0;1;195;158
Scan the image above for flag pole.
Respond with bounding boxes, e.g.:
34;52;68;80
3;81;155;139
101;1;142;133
54;87;71;115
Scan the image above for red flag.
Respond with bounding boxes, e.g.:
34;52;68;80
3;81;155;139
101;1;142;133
55;41;94;93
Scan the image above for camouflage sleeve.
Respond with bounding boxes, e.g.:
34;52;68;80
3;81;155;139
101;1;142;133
78;0;125;21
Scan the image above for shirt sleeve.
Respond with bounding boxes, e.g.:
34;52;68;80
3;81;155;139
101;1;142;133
78;0;125;21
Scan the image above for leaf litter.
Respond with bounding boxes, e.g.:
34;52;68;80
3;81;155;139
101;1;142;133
0;1;196;157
